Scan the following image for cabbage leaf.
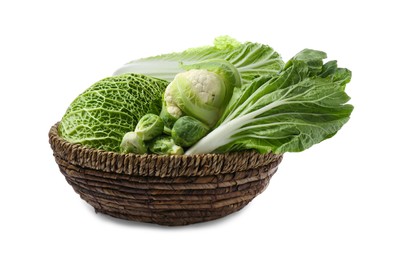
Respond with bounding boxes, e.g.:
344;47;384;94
185;49;354;155
113;36;284;86
59;74;168;151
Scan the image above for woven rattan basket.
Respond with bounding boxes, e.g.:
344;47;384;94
49;123;283;226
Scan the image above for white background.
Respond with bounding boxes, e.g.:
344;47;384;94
1;0;398;259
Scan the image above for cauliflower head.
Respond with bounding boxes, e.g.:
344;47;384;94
160;60;241;129
164;69;225;117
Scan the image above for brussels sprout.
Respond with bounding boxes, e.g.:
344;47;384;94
135;113;164;141
148;136;184;155
120;132;147;154
171;116;209;147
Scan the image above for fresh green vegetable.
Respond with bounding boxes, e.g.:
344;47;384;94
114;36;284;133
171;116;210;147
159;98;178;134
113;36;284;86
120;132;147;154
185;49;353;155
59;74;168;151
160;59;240;129
134;113;164;141
148;136;184;155
60;36;353;155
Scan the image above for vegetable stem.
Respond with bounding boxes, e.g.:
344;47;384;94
185;101;284;155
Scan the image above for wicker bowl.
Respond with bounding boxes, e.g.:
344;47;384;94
49;123;283;226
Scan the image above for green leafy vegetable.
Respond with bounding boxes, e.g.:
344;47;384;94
185;49;353;155
113;36;284;86
148;136;184;155
120;132;147;154
59;74;168;151
60;36;353;155
134;113;164;141
171;116;210;147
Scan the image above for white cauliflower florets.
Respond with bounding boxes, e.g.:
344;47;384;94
164;83;183;118
183;69;222;104
164;69;223;118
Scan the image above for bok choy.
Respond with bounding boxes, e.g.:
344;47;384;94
185;49;353;155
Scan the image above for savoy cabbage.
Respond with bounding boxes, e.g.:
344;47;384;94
59;74;168;151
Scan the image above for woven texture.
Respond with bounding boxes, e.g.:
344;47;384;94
49;123;283;226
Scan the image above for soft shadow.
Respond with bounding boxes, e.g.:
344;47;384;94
82;201;253;230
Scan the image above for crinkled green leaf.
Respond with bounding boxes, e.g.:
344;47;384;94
59;74;168;151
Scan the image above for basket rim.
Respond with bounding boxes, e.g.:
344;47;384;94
49;122;283;177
